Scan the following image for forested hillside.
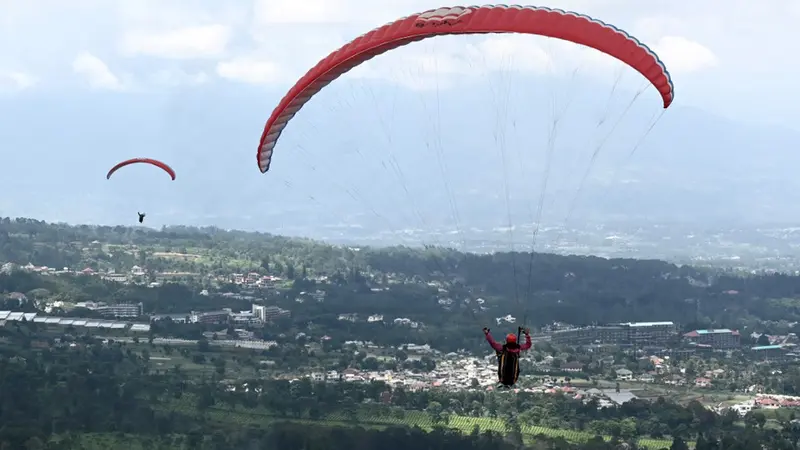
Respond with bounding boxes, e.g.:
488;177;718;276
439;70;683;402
1;217;800;335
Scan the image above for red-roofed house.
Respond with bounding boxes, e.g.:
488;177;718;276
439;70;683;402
695;377;712;388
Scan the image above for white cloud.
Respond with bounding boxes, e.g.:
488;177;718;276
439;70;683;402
252;0;420;25
0;71;36;92
337;32;643;92
114;0;237;28
0;0;786;122
71;52;124;90
347;51;468;90
476;36;554;74
345;36;553;90
216;57;286;85
150;68;210;87
240;2;718;94
253;0;350;24
0;1;730;94
120;24;230;59
651;36;718;74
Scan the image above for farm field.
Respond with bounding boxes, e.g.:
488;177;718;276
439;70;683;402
161;396;674;449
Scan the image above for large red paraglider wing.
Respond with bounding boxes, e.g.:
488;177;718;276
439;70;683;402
256;5;675;173
106;158;176;180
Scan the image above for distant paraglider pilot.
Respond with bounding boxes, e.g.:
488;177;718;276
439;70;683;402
483;327;531;387
105;158;175;227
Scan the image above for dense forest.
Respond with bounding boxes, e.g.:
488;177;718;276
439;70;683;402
2;217;800;335
0;322;795;450
2;218;800;448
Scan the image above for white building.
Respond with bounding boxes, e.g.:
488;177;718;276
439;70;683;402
191;310;230;324
251;304;290;322
97;302;143;318
231;310;260;325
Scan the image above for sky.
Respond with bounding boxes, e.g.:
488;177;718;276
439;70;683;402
1;0;799;235
0;0;797;127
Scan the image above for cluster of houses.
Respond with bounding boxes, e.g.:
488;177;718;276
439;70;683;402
724;394;800;417
143;303;292;326
297;359;638;408
2;259;327;291
753;394;800;409
0;300;293;337
5;261;178;287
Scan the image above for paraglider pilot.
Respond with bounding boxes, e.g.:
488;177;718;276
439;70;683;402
137;212;146;224
483;326;531;387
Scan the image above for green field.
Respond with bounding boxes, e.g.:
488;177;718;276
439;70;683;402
160;396;674;449
327;410;672;449
48;433;186;450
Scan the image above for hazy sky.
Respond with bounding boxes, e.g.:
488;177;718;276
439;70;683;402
0;0;796;128
1;0;799;235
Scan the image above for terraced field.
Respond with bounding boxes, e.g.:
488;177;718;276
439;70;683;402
162;396;674;449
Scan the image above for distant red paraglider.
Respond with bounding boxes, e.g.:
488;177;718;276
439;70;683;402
106;158;176;180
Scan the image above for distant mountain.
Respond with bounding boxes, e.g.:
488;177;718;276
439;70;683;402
2;72;799;239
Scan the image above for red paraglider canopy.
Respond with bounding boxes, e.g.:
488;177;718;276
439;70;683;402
106;158;176;180
256;5;676;173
